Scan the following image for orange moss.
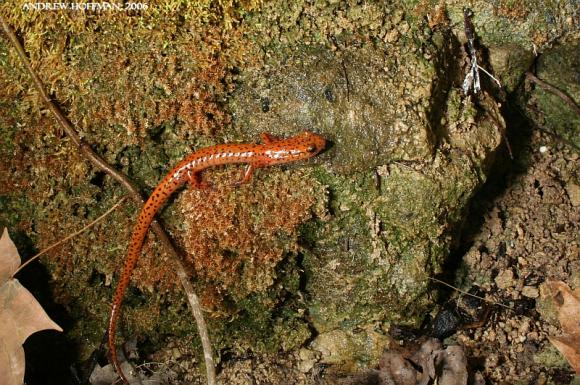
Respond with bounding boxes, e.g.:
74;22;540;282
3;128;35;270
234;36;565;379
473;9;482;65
129;232;175;292
493;1;529;19
531;29;550;46
0;1;260;297
414;0;450;29
0;3;257;151
427;0;450;29
124;166;322;313
169;167;320;312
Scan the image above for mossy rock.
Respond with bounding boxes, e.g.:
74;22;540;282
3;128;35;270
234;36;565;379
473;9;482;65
531;43;580;148
230;32;503;366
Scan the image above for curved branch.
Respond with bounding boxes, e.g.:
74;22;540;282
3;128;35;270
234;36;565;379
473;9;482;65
526;71;580;116
0;17;216;385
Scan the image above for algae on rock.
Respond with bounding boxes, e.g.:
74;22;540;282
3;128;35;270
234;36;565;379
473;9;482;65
232;45;435;173
529;42;580;148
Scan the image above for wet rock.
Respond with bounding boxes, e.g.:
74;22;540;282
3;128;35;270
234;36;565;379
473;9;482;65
232;45;436;173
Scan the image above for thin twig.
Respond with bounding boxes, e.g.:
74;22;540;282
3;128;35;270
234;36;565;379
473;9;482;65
477;64;502;88
526;71;580;116
12;196;129;277
428;277;514;310
0;17;216;385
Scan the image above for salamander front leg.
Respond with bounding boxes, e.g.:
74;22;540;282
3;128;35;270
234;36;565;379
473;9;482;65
260;132;281;144
187;171;212;190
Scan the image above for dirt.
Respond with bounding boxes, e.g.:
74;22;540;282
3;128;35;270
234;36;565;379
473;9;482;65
452;127;579;384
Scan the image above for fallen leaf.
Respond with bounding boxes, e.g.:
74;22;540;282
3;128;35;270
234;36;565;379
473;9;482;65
0;228;20;283
546;280;580;374
0;228;63;385
378;338;469;385
329;337;474;385
90;361;169;385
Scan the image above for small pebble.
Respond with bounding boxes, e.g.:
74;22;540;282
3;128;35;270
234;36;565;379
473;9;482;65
495;269;515;289
564;181;580;206
521;285;539;298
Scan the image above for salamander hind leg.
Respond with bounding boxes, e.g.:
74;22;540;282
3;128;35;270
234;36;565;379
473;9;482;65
187;171;212;190
233;164;256;186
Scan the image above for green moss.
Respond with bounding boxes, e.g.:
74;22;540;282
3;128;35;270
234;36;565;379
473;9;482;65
532;43;580;147
207;274;312;353
533;344;572;370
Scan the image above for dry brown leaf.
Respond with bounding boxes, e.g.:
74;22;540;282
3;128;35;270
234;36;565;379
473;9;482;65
378;338;468;385
546;280;580;374
0;228;63;385
0;228;20;283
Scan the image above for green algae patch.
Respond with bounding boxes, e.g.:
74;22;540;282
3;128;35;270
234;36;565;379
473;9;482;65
300;89;502;366
529;43;580;148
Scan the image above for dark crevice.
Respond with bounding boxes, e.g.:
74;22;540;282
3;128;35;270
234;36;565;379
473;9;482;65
426;27;464;153
434;87;536;296
89;171;106;188
294;252;320;346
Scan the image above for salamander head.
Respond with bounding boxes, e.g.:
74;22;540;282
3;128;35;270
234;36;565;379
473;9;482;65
261;131;326;165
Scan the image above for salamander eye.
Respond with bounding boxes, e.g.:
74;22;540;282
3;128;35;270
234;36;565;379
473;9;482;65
306;146;316;153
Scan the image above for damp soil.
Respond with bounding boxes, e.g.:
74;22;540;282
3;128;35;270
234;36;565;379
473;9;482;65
449;128;579;384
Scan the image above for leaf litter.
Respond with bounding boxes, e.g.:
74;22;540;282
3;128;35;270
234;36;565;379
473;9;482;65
333;338;472;385
545;281;580;374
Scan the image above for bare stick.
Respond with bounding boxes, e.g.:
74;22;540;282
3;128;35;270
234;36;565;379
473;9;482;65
526;71;580;116
12;196;128;277
0;17;216;385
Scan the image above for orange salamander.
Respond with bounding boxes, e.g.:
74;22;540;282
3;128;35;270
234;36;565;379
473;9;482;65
108;131;326;383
